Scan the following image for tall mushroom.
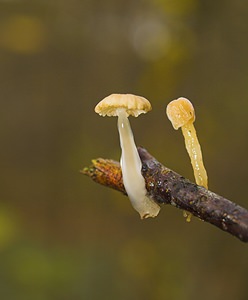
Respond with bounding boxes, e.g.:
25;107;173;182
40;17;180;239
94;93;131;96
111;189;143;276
95;94;160;219
166;97;208;221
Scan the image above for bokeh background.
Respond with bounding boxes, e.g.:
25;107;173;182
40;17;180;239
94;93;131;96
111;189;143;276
1;0;248;299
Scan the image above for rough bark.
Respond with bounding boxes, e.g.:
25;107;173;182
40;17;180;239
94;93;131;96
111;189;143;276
82;147;248;243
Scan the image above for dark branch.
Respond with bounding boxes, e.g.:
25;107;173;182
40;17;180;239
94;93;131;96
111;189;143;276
82;147;248;243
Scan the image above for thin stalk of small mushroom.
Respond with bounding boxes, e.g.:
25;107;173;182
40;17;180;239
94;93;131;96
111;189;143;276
181;122;208;189
180;122;208;222
116;108;160;219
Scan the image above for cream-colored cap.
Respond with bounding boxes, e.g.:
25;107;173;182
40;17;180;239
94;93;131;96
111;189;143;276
95;94;152;117
166;97;195;130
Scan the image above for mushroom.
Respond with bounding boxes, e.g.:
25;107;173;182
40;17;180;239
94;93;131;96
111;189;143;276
166;97;208;189
95;93;160;219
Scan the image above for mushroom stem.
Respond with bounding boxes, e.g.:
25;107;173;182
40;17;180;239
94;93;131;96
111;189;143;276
117;108;160;219
117;108;141;173
181;122;208;189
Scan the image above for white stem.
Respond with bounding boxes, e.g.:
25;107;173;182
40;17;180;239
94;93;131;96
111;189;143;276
117;108;160;218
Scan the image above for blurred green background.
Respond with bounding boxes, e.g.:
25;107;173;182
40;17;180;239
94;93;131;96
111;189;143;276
1;0;248;299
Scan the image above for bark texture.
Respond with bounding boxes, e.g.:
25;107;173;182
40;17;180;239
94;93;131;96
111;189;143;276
82;147;248;243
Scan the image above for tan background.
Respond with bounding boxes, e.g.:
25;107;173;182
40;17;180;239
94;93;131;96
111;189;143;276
1;0;247;299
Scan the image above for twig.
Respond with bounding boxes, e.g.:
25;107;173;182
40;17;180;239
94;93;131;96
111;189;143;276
81;147;248;243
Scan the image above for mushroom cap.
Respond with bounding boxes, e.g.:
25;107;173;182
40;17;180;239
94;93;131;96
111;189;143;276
95;94;152;117
166;97;195;130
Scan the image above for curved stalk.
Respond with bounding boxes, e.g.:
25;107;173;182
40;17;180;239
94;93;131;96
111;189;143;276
117;108;160;218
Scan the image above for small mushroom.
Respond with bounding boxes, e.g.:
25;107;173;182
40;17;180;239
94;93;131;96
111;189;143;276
166;97;208;189
95;93;160;219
